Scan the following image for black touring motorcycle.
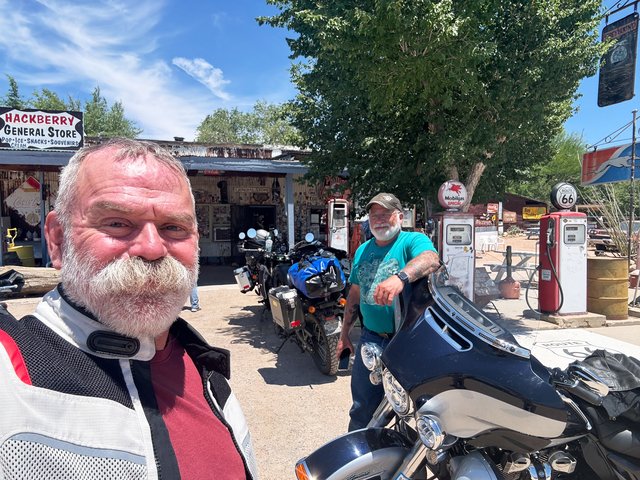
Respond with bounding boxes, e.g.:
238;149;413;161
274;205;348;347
295;269;640;479
235;229;349;375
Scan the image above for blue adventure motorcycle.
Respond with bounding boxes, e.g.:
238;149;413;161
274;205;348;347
268;233;350;376
236;231;349;375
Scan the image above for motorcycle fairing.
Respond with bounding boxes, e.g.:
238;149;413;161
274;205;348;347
383;278;570;443
296;428;412;480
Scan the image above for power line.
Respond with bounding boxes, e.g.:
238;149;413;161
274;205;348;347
587;120;634;150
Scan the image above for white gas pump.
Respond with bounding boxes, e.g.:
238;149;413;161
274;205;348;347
437;180;476;300
327;199;349;255
538;183;588;315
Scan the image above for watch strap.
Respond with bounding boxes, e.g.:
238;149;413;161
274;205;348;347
396;271;410;285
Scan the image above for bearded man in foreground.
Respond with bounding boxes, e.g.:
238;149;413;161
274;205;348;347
0;138;258;479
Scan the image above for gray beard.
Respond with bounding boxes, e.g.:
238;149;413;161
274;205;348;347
371;223;401;242
61;238;198;339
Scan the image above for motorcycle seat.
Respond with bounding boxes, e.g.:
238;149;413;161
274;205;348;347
585;406;640;459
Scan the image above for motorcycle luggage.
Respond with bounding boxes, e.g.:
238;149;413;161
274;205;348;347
288;256;346;299
233;266;254;293
268;285;305;332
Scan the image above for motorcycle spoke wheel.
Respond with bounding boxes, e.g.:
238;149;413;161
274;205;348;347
307;319;339;376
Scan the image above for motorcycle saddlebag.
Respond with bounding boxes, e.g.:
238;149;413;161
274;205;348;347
233;266;254;293
288;256;346;299
268;285;305;332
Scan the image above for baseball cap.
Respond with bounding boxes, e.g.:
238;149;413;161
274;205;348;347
366;193;403;212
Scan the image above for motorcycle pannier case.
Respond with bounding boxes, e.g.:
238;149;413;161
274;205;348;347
288;256;346;299
268;285;305;332
233;266;254;293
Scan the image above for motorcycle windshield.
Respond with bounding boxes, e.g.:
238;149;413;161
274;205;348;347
429;270;529;359
382;272;567;428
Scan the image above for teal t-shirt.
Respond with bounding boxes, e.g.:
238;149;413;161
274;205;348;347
349;231;437;333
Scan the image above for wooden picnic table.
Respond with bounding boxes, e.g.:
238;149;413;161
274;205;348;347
488;250;538;282
526;227;540;239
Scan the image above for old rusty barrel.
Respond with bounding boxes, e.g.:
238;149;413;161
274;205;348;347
587;257;628;320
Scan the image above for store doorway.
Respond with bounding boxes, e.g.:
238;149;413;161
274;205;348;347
231;205;277;259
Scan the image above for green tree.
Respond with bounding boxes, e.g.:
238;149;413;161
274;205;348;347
261;1;606;210
83;87;141;138
508;131;586;202
196;100;301;145
1;75;27;108
30;88;80;111
2;77;140;137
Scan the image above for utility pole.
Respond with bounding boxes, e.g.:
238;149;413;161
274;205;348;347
629;109;637;268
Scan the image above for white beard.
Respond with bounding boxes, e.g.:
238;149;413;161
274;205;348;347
61;238;198;339
371;222;401;242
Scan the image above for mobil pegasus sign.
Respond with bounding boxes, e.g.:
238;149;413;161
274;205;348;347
581;143;640;186
0;107;84;151
437;180;468;210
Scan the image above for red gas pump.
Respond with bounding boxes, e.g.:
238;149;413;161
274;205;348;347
538;183;588;315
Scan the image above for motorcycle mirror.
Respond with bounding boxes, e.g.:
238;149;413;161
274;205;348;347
238;232;246;240
247;228;257;239
304;232;315;243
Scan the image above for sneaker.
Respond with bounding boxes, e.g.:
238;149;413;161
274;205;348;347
191;306;201;312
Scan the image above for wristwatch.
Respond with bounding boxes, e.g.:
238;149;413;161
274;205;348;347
396;271;410;286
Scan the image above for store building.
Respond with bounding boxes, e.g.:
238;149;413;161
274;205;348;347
0;137;348;267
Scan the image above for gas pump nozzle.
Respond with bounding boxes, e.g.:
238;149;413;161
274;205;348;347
546;219;555;246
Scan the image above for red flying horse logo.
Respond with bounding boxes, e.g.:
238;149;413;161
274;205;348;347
449;184;463;194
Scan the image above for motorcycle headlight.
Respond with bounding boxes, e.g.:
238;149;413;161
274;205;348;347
382;369;411;416
416;415;445;450
361;343;383;372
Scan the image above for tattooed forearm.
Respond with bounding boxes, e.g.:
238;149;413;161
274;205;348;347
402;251;441;282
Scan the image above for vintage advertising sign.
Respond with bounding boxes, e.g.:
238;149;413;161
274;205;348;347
503;211;517;223
581;143;640;186
437;180;468;210
0;108;84;150
598;13;639;107
4;176;41;226
522;206;547;220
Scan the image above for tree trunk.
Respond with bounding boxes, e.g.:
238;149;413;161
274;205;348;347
0;266;60;296
461;161;486;212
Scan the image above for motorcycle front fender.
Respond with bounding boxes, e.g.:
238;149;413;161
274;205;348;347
295;428;412;480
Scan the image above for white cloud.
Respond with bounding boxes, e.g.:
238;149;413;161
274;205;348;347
0;0;230;140
172;57;231;101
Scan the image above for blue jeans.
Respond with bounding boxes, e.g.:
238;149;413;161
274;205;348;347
348;327;393;431
190;287;200;309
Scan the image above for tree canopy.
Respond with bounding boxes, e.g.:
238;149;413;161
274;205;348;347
196;100;301;145
1;75;141;138
507;130;585;202
261;0;606;210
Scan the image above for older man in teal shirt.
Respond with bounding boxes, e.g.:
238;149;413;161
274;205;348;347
337;192;440;431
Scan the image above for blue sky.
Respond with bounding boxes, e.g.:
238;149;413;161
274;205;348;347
0;0;296;140
0;0;638;148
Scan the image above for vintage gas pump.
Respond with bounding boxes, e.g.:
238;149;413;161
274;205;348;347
327;199;349;255
539;182;588;315
436;180;476;300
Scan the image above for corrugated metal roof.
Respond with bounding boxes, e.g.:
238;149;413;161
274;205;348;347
0;148;308;174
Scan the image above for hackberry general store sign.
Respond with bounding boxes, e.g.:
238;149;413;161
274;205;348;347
0;107;84;150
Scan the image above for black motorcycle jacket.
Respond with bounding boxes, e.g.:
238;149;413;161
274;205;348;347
0;286;258;479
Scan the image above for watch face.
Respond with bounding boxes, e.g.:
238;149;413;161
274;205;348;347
397;272;409;284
